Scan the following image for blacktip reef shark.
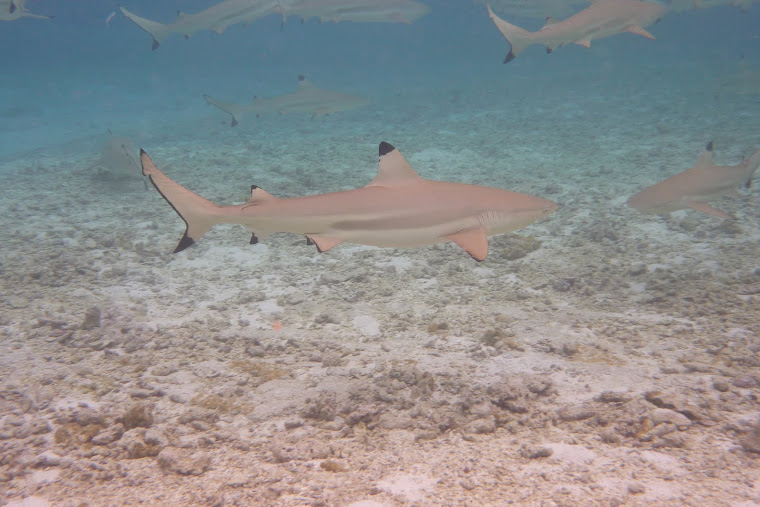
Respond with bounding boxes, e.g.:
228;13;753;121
120;0;281;50
140;142;558;261
120;0;429;50
203;75;369;127
627;142;760;218
486;0;664;62
0;0;51;21
278;0;430;24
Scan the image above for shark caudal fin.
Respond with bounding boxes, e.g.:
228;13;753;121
120;7;170;50
140;150;223;253
486;4;534;63
203;94;243;127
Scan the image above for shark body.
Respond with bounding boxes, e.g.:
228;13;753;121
627;142;760;218
140;142;557;261
486;0;664;62
203;75;368;126
0;0;51;21
278;0;430;23
120;0;281;50
121;0;428;50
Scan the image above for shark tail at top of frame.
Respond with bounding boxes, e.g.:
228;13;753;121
120;6;171;50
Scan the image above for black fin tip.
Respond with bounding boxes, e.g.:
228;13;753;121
379;142;395;156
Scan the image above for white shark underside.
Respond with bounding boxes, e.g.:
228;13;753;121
487;0;665;62
203;76;369;126
627;142;760;218
140;142;557;261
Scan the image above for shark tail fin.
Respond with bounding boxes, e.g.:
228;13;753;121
203;94;242;127
140;150;223;253
486;3;534;63
120;7;170;50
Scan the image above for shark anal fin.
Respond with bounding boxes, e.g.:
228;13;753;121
687;202;732;219
626;25;656;40
445;228;489;262
306;234;343;253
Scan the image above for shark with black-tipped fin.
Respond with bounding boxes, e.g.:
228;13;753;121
203;75;368;127
486;0;664;62
120;0;429;50
627;142;760;218
140;142;557;261
0;0;51;21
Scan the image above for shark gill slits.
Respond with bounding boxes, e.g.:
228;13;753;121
379;142;395;157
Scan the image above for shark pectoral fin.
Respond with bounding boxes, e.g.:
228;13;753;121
574;38;592;48
445;228;489;262
687;202;732;219
306;234;343;253
626;25;656;40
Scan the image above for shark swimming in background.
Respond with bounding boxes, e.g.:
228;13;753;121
627;142;760;218
0;0;51;21
121;0;429;50
203;75;369;126
120;0;281;50
278;0;430;24
486;0;664;62
140;142;557;261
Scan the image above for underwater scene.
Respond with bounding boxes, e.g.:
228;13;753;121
1;0;760;505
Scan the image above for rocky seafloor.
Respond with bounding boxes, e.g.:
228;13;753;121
2;62;760;505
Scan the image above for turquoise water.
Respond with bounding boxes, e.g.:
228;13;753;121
1;1;760;505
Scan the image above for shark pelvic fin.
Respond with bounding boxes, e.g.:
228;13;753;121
687;202;731;219
445;228;489;262
368;142;423;187
306;234;343;253
626;25;656;40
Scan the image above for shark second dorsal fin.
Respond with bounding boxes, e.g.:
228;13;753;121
694;141;715;169
245;185;277;206
367;142;423;187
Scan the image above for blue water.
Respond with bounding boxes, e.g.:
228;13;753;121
1;0;757;161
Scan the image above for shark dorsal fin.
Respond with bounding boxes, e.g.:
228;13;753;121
542;16;558;28
694;141;715;169
245;185;277;206
297;75;313;88
367;142;423;187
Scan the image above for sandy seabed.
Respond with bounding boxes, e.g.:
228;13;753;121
1;58;760;506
